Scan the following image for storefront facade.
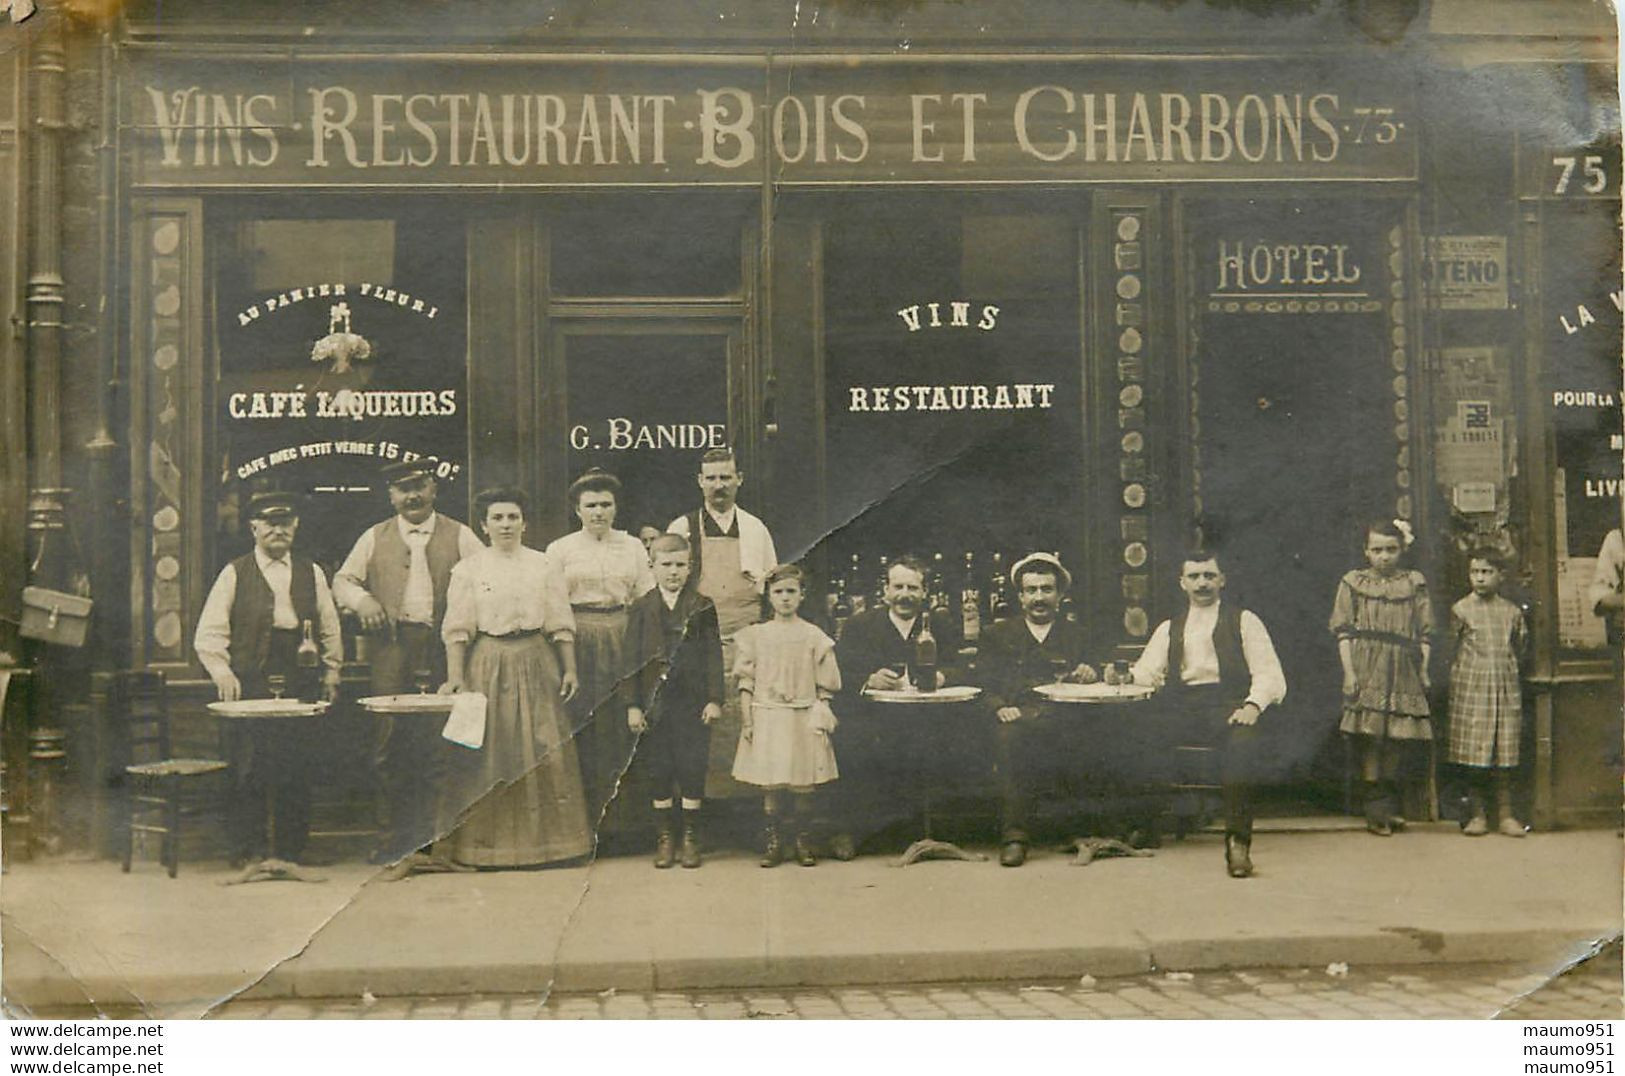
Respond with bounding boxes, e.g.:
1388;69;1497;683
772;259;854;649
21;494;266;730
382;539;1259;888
1;0;1618;856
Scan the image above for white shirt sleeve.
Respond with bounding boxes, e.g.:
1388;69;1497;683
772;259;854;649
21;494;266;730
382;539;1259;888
1588;529;1625;615
1240;610;1288;712
314;565;345;675
330;526;376;613
193;564;238;683
1130;620;1171;688
667;515;691;538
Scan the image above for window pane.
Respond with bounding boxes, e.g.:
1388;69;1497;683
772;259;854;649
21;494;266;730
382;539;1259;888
550;196;742;296
211;210;468;577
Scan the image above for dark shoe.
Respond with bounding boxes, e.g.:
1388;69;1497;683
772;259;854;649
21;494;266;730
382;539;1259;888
759;823;783;868
1365;819;1393;836
1387;816;1408;832
1127;825;1163;850
1225;835;1253;879
679;817;702;869
828;832;857;861
653;813;676;870
794;832;817;867
999;840;1027;867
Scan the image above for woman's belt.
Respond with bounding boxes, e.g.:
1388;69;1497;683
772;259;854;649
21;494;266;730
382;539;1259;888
571;604;625;614
480;628;543;640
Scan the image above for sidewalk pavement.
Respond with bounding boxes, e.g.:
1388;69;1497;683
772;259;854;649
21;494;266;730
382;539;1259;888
3;825;1620;1018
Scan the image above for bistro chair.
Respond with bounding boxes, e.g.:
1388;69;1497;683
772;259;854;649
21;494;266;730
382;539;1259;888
113;670;229;878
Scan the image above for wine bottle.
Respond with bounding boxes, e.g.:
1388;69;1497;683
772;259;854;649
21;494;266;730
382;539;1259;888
929;552;952;616
914;611;938;692
960;552;981;643
847;553;867;617
990;552;1011;622
832;577;852;639
874;554;890;608
296;619;320;669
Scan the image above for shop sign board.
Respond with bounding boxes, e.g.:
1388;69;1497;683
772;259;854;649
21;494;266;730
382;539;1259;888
1421;236;1508;310
125;54;1417;188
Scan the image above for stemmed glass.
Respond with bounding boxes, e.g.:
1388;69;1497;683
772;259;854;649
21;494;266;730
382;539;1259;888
412;666;434;695
267;674;287;701
1048;657;1071;686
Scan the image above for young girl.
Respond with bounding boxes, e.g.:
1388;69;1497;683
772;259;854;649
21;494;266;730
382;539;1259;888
1447;549;1529;837
1330;519;1435;835
731;564;841;867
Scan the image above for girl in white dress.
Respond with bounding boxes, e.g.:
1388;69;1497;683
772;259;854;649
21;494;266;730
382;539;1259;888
731;564;841;867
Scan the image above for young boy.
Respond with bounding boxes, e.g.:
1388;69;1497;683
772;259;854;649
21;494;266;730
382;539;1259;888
621;534;725;867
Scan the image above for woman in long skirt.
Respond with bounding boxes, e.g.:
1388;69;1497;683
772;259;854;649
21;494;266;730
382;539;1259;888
544;468;654;829
439;486;593;867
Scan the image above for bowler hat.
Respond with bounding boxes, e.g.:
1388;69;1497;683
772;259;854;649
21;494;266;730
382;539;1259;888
1010;551;1072;592
246;490;301;521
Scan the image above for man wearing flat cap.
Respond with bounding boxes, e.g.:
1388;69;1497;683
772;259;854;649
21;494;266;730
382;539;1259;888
194;490;343;866
333;457;483;865
975;552;1099;867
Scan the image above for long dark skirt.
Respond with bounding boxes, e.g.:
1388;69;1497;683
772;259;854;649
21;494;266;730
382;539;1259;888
570;608;634;826
440;633;593;867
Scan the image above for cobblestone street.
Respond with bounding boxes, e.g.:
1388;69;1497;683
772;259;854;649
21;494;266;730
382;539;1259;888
214;945;1621;1020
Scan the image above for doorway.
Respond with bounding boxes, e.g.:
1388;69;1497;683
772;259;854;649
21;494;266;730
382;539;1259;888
1184;197;1410;786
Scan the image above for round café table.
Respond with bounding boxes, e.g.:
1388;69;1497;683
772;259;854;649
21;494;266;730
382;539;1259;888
1032;681;1163;865
207;697;329;885
862;684;986;866
356;692;476;880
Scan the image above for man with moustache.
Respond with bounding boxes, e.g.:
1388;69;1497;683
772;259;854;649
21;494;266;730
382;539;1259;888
829;555;964;859
333;458;483;868
194;491;343;868
668;447;778;793
1129;549;1286;878
976;552;1099;867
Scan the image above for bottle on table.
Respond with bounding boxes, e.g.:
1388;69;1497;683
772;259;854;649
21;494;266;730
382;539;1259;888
296;618;321;702
960;552;982;643
914;611;938;693
874;554;890;608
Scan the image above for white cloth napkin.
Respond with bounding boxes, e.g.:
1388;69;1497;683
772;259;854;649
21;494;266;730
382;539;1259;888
441;692;488;749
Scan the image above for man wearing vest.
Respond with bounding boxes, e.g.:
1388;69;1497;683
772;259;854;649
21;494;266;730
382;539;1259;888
1129;550;1286;879
667;447;778;796
194;491;343;867
333;458;484;866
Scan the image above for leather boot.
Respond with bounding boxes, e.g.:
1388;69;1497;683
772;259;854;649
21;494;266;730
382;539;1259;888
794;830;817;867
653;810;676;869
679;812;702;869
759;821;783;868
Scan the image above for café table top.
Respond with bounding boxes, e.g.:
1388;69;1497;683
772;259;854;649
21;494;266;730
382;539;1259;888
1033;682;1154;704
862;685;982;705
358;693;459;715
206;699;330;720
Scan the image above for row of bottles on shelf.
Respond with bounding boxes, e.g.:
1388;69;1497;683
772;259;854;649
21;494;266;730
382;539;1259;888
824;550;1077;643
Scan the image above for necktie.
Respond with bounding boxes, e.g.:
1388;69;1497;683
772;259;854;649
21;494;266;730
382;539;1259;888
402;527;433;623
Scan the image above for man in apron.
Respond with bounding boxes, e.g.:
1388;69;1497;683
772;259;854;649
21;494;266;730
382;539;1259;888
668;447;778;798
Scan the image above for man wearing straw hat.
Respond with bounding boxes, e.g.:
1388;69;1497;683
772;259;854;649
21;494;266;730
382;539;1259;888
976;552;1099;867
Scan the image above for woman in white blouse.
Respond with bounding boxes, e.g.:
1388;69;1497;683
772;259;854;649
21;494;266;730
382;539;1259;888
543;468;654;825
438;486;592;867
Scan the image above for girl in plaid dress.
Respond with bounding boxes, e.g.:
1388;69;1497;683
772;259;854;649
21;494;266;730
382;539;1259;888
1447;550;1528;837
1331;520;1434;835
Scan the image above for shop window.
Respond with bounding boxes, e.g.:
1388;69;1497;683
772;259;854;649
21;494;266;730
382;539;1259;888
549;195;743;297
818;202;1084;623
208;208;469;581
1541;203;1623;656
